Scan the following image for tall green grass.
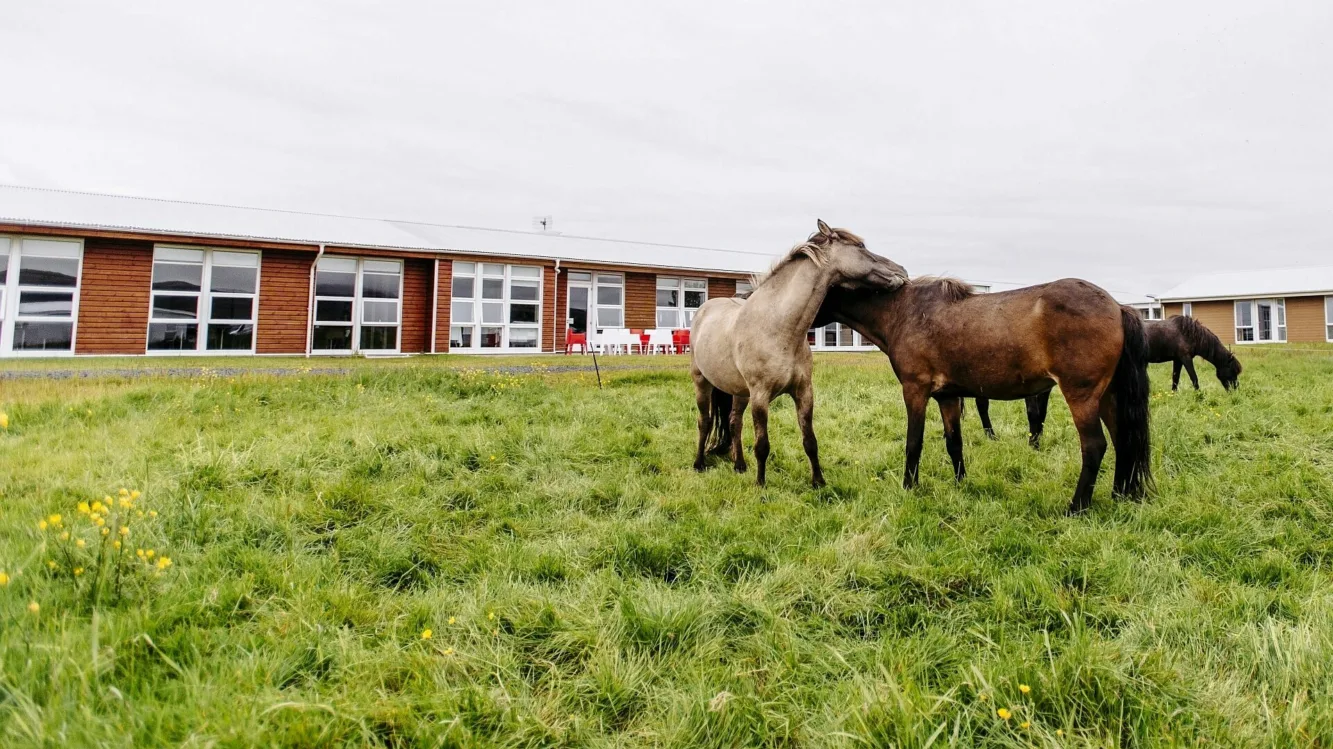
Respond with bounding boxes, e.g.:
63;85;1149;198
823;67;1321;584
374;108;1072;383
2;348;1332;746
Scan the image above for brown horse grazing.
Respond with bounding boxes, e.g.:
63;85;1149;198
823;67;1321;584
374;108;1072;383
691;220;908;488
816;278;1153;514
976;314;1241;445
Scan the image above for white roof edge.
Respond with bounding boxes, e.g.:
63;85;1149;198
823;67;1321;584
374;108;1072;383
1159;291;1333;303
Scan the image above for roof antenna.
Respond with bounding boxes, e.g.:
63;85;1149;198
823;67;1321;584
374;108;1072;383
532;215;554;232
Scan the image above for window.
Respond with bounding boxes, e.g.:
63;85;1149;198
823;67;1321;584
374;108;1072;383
450;262;542;350
656;277;707;328
1234;299;1286;344
735;280;753;296
312;257;401;353
808;323;865;349
1326;296;1333;342
1183;302;1192;318
1;237;82;355
147;247;259;353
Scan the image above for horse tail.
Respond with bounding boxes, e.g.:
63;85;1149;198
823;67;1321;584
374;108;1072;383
707;389;733;455
1112;306;1154;498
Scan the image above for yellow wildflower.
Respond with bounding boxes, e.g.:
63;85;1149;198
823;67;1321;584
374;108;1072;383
149;511;158;518
101;528;110;537
120;526;130;536
156;556;172;569
47;560;57;570
0;571;8;586
146;549;155;559
38;520;48;531
60;531;70;541
136;549;145;558
443;647;455;656
0;412;8;429
77;501;91;515
119;488;129;497
1019;684;1031;695
113;540;122;550
92;501;105;514
131;490;141;500
28;601;40;614
421;629;432;640
76;539;86;548
74;567;84;576
487;611;495;620
1056;729;1064;737
94;517;105;527
1020;721;1030;729
49;514;62;526
137;511;145;519
997;708;1012;720
978;693;988;702
448;616;456;625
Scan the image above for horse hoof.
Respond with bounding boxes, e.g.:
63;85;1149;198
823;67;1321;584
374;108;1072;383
811;478;826;489
734;463;747;474
693;463;706;473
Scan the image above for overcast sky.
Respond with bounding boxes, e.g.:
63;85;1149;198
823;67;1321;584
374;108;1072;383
3;1;1331;294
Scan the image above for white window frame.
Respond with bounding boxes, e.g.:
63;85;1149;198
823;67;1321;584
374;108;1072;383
656;277;707;329
0;236;84;358
1326;296;1333;343
1234;298;1286;344
565;271;624;333
310;257;403;355
1183;302;1192;318
735;280;753;296
146;246;261;356
449;262;543;352
807;323;876;351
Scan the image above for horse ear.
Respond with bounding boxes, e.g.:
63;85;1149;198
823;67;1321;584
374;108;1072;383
816;219;832;236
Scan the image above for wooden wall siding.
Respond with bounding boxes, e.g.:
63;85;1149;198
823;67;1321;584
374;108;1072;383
400;258;434;353
1163;303;1182;318
1285;295;1327;343
75;237;154;355
709;277;737;299
542;266;557;352
555;270;569;352
1185;300;1234;345
256;250;315;354
434;260;452;353
625;272;657;329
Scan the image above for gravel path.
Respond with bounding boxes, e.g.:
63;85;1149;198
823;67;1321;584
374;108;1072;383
0;361;683;381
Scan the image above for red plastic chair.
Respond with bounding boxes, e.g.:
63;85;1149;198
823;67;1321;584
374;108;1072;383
672;329;690;354
565;329;588;354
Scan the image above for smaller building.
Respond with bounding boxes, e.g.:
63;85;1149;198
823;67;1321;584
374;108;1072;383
1158;266;1333;344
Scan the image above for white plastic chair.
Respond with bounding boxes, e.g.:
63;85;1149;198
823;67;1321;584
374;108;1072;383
646;329;674;354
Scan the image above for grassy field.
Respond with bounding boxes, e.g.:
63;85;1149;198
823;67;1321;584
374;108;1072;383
2;347;1333;747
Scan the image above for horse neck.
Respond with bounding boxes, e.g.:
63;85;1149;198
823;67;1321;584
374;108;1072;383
749;259;837;338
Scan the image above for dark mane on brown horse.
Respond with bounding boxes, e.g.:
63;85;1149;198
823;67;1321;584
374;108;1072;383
1173;316;1238;370
911;276;975;302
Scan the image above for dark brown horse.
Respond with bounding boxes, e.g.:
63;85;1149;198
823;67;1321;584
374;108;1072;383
817;278;1152;514
976;314;1241;445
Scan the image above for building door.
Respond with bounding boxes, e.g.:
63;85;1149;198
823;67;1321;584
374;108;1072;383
566;272;592;334
1256;300;1273;342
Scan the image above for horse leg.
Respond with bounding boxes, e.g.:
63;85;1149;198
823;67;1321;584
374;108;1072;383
976;397;996;440
1183;357;1200;390
730;396;749;474
1065;388;1108;515
1099;389;1136;499
794;380;825;488
938;396;966;481
750;391;772;487
1171;360;1182;391
1027;390;1051;450
691;368;714;472
902;384;930;490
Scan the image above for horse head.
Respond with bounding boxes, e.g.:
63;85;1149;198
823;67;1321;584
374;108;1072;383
807;219;908;292
1217;356;1243;391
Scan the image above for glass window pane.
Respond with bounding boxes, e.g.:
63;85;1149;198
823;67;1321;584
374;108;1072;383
359;325;398;350
210;265;257;294
510;302;538;324
451;300;474;324
316;299;353;322
597;285;622;306
152;294;198;320
657;289;678;307
1235;301;1251;326
147;323;198;351
657;278;678;289
657;310;678;328
480;326;503;348
511;266;541;279
482;302;503;323
313;325;353;350
152;262;202;292
207;324;254;351
510;282;539;302
0;247;9;285
569;272;591;282
316;271;356;298
453;261;475;275
684;290;705;308
362;300;399;324
597;308;623;328
363;259;400;274
839;325;855;346
452;276;474;298
210;296;254;321
362;272;400;299
156;247;205;264
18;291;73;317
19;256;80;287
211;251;258;267
482;264;504;276
509;328;538;348
597;274;621;286
450;326;474;348
482;278;504;299
13;321;74;351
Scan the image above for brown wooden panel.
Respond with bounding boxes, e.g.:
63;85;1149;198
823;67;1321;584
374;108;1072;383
75;238;154;354
1163;303;1183;318
542;265;557;352
1285;295;1326;343
256;250;314;354
709;277;737;299
555;269;569;352
1188;300;1235;344
625;272;656;329
435;259;452;353
400;258;433;353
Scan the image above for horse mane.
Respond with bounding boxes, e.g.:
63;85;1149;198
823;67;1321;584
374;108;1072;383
1172;315;1235;366
910;276;975;302
748;227;866;291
